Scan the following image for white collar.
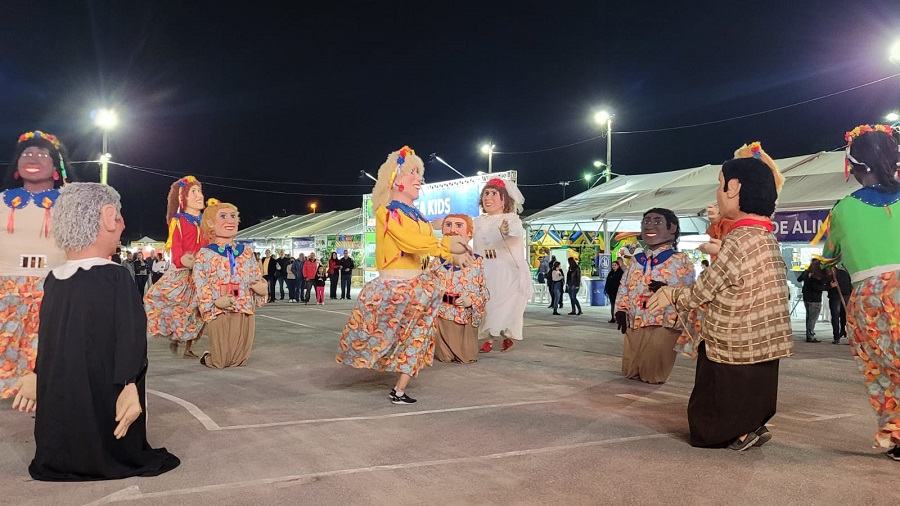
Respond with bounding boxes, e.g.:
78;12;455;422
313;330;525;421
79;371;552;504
52;258;119;280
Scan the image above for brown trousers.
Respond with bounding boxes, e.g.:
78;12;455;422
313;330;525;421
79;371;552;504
204;312;255;369
621;326;680;384
433;319;478;364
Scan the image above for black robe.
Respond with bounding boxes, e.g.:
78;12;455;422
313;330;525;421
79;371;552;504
29;264;179;481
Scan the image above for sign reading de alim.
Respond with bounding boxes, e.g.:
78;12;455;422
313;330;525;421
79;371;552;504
772;210;829;243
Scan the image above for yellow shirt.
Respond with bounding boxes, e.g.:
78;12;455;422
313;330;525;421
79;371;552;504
375;202;451;271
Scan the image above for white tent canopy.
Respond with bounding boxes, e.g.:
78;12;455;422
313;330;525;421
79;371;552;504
526;151;849;235
236;209;363;241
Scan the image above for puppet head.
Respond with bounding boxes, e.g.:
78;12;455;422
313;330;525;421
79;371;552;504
202;201;240;242
719;156;778;220
371;146;425;209
3;130;71;191
165;176;204;223
844;124;900;192
480;178;524;215
641;207;680;250
734;142;783;193
441;213;474;239
52;183;124;255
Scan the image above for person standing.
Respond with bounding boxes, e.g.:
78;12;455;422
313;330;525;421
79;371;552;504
648;148;792;450
827;265;851;344
474;178;533;353
274;250;288;300
314;265;328;304
151;252;169;284
615;208;696;384
797;259;828;343
812;124;900;459
328;252;340;299
339;249;355;299
285;254;298;302
605;260;624;323
262;249;276;303
295;253;306;303
546;255;558;309
18;182;180;481
133;251;149;296
550;262;564;315
302;252;318;304
566;257;583;315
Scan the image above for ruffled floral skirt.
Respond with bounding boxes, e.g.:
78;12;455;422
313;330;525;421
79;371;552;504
846;269;900;449
336;271;440;377
0;275;43;398
144;268;203;342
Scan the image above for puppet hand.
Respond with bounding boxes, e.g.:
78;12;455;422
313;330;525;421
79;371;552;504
451;252;474;269
214;295;235;310
114;383;142;440
499;219;510;236
698;239;721;256
449;235;472;255
11;372;37;413
646;286;675;313
706;204;720;225
647;280;668;293
180;253;195;269
455;295;473;307
615;311;628;334
250;280;268;295
430;217;443;231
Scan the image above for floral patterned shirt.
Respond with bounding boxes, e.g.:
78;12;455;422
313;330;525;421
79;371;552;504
430;255;489;326
616;245;695;330
193;244;266;321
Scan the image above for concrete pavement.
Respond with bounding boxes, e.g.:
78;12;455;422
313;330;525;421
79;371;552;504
1;297;895;506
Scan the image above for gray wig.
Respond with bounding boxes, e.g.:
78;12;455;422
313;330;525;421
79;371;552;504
52;183;122;251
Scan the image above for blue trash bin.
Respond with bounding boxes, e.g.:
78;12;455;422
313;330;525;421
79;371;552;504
590;279;607;306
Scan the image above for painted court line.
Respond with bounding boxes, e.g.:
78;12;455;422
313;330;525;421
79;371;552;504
306;307;352;316
84;432;675;504
146;389;562;432
257;314;315;328
616;394;661;404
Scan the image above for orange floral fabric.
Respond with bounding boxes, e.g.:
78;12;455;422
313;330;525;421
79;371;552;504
0;276;43;398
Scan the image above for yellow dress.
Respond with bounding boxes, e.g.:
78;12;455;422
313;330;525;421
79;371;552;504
336;201;451;376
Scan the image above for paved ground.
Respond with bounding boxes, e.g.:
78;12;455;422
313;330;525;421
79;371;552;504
1;295;896;506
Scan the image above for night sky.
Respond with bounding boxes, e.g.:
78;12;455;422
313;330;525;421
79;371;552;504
2;1;899;242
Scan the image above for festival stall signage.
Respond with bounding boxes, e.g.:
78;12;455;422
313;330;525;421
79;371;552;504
772;210;829;243
292;237;316;250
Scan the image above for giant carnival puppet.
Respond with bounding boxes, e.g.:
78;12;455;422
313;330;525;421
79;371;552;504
192;200;268;369
473;177;532;353
336;146;471;404
648;148;792;451
144;176;206;358
614;208;695;384
812;124;900;460
431;213;489;364
2;130;71;404
24;183;180;481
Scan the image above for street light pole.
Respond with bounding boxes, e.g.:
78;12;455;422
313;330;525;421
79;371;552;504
93;108;118;185
481;142;495;173
101;131;109;185
604;116;612;182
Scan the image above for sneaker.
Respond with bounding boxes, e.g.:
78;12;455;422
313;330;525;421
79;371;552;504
389;389;417;405
199;351;211;366
479;341;493;353
832;338;842;344
887;446;900;461
501;338;515;352
727;432;760;451
753;426;772;447
806;338;821;343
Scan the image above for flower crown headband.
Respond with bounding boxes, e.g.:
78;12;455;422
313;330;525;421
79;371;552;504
843;124;897;178
734;141;784;192
389;146;415;188
18;130;61;150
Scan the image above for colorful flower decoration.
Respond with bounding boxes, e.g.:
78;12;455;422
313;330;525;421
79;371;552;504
389;146;414;188
486;177;506;188
17;130;61;150
844;124;896;178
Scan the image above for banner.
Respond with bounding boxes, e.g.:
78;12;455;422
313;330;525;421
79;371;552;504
412;182;482;221
772;210;829;243
292;237;315;250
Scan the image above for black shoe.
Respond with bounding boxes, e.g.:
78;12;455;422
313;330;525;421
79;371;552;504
199;351;210;366
547;305;554;309
389;389;417;405
608;319;616;323
806;338;821;343
567;312;576;315
552;311;560;315
753;426;772;447
833;338;842;344
887;446;900;461
577;311;583;315
727;432;760;451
